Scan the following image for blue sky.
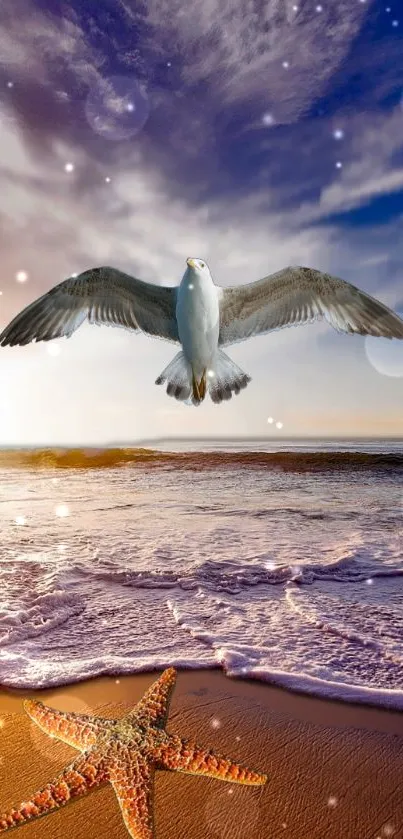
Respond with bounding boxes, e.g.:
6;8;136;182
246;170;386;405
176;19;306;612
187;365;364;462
0;0;402;443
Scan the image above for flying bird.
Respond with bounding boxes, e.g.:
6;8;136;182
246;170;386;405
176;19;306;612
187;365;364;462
1;258;402;406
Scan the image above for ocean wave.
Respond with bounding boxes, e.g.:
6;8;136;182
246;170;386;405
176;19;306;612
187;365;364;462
0;447;402;471
67;551;403;594
0;590;85;646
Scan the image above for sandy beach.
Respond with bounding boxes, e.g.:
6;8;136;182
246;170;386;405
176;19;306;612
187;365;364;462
0;669;402;839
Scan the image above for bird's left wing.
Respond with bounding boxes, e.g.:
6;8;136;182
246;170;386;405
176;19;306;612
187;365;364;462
218;265;403;347
0;267;179;347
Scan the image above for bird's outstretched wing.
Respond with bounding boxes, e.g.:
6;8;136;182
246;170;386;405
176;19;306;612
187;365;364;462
0;267;179;347
218;265;403;347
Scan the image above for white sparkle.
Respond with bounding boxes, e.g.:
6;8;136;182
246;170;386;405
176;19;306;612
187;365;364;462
383;823;395;837
7;81;13;88
262;112;275;126
328;795;338;808
292;4;298;9
167;61;172;67
15;516;26;526
188;283;194;290
333;129;344;140
115;679;120;684
265;561;277;571
276;421;283;429
316;4;323;11
0;718;4;729
207;369;215;378
46;344;61;357
366;578;373;585
392;19;399;26
55;504;70;518
267;416;274;424
71;272;78;278
15;270;28;283
228;789;234;795
211;717;221;729
57;544;67;553
126;102;134;112
335;161;343;169
235;735;241;741
0;291;2;295
64;162;75;173
386;6;391;11
282;61;289;68
105;176;111;183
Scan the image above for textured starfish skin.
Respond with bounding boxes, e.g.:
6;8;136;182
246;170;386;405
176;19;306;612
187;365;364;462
0;668;267;838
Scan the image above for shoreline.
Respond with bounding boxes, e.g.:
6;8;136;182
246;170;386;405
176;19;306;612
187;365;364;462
1;669;402;838
1;668;403;735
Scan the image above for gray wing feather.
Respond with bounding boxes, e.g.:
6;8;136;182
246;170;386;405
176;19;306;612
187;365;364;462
218;266;403;347
0;266;179;347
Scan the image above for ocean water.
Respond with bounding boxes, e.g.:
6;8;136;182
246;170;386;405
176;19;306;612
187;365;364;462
0;440;402;709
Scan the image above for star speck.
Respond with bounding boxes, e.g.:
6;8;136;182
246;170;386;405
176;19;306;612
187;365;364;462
6;81;13;88
46;344;61;357
267;416;274;424
15;271;28;283
55;504;69;518
335;161;343;169
276;421;283;429
15;516;26;526
282;61;289;68
328;795;338;808
64;162;75;173
333;129;344;140
105;176;111;183
262;112;275;126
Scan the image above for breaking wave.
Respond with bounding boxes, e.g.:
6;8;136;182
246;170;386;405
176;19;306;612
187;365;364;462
0;446;402;471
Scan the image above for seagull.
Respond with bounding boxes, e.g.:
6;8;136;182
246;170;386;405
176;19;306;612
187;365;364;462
1;258;402;406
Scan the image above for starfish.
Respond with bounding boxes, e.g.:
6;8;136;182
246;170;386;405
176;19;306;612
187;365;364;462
0;668;267;838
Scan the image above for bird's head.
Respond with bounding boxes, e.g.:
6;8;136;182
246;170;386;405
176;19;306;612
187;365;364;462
185;257;212;284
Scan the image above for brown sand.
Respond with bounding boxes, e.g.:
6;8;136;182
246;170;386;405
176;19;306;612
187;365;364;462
0;670;402;839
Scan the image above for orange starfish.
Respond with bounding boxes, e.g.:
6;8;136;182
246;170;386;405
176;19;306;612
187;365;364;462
0;668;267;838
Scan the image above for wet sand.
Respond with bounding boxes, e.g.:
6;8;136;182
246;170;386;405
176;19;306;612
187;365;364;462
0;669;402;838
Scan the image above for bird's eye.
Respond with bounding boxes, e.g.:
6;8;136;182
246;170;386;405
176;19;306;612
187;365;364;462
200;262;205;268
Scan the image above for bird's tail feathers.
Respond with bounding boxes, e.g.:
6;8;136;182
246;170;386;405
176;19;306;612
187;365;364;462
155;349;251;406
209;351;251;404
155;351;193;404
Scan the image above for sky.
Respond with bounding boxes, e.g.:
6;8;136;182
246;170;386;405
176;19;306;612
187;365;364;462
0;0;402;444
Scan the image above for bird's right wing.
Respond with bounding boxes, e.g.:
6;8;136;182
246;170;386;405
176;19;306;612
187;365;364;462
218;266;403;347
0;267;179;347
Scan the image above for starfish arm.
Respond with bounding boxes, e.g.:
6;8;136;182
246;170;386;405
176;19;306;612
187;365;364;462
128;668;177;729
109;752;154;839
157;734;267;786
0;749;107;832
23;699;108;750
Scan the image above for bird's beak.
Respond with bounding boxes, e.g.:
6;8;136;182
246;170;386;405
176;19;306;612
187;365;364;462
186;258;195;269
